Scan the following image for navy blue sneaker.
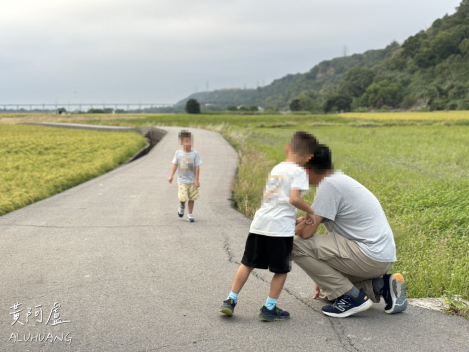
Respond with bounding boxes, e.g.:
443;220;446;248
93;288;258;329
219;299;236;316
322;290;372;318
259;305;290;321
178;206;184;218
382;273;407;314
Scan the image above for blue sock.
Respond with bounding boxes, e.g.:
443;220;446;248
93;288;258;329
227;291;238;303
265;296;277;310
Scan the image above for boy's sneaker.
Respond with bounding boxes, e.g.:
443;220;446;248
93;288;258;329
259;305;290;322
178;206;184;218
382;273;408;314
322;290;372;318
219;299;236;316
187;214;195;222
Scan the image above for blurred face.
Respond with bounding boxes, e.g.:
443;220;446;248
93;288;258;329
305;168;322;187
180;137;192;147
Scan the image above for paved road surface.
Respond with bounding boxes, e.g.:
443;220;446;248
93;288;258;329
1;125;468;352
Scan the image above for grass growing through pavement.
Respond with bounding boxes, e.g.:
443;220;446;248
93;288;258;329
4;113;469;301
0;124;146;216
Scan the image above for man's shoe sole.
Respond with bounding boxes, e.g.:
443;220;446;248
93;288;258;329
386;273;408;314
322;299;372;318
187;218;195;222
219;308;233;316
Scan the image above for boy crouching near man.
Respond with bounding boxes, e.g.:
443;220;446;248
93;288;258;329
168;130;202;223
219;131;318;321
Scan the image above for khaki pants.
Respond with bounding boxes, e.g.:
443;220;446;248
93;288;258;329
292;233;392;303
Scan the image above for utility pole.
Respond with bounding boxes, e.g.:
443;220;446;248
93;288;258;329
206;81;209;92
343;45;347;57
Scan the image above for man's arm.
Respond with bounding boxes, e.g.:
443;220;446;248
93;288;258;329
194;166;200;187
295;215;324;239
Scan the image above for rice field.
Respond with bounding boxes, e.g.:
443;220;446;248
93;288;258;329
0;124;146;216
340;111;469;121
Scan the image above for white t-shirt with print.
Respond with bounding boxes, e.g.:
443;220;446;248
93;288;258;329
250;162;310;237
172;150;203;184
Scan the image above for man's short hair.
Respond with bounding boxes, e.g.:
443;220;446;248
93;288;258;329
290;131;318;156
306;144;333;173
179;130;192;139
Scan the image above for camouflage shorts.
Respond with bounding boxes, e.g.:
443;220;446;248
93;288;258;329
178;183;200;202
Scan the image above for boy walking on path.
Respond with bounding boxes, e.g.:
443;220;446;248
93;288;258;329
168;130;202;223
219;131;318;321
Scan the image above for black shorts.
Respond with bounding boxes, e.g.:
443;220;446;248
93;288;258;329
241;233;294;273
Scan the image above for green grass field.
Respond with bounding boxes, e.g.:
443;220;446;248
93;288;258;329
3;112;469;301
0;124;146;216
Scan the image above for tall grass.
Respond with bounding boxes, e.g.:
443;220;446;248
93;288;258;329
0;124;146;215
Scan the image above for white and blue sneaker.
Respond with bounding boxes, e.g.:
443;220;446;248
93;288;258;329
178;206;185;218
322;289;372;318
187;214;195;222
382;273;408;314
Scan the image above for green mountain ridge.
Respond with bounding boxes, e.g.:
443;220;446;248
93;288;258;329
177;1;469;112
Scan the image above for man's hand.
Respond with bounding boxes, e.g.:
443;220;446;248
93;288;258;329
313;284;320;299
168;176;173;184
194;180;200;187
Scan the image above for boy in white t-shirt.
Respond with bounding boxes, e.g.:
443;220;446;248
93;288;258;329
168;130;202;222
219;131;318;321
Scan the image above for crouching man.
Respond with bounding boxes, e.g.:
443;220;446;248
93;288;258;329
293;144;407;318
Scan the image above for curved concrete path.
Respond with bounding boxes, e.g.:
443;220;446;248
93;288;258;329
1;126;468;352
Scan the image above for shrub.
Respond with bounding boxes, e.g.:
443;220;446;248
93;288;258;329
185;99;201;114
289;99;301;111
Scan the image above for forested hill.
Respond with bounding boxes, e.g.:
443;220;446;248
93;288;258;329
176;44;399;110
177;1;469;112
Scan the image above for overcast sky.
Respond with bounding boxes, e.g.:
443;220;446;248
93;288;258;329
0;0;462;105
